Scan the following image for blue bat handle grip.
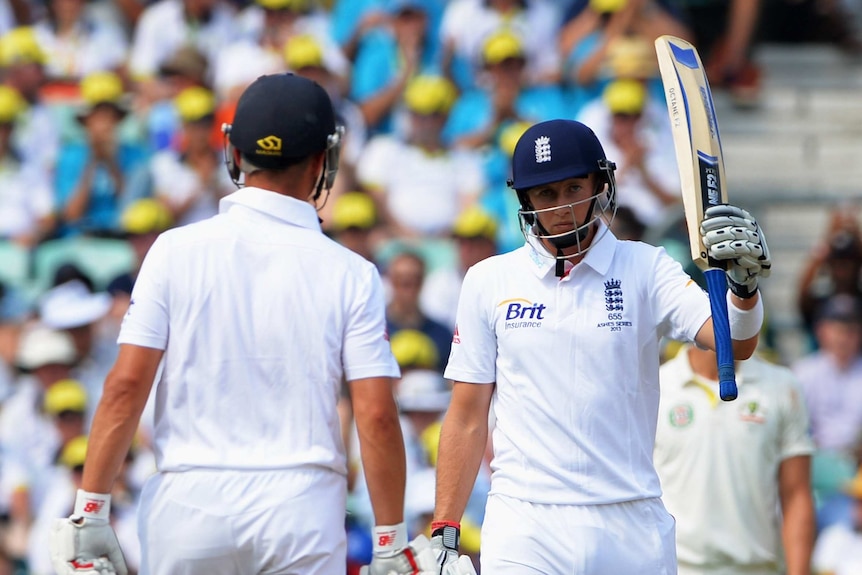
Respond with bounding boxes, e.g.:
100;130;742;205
704;268;737;401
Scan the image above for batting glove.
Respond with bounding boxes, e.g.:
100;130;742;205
360;523;437;575
429;522;477;575
429;522;463;574
50;490;128;575
440;556;478;575
700;204;771;298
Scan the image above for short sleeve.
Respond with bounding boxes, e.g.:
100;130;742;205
443;264;496;384
778;375;816;460
117;234;171;350
650;247;711;342
342;263;400;381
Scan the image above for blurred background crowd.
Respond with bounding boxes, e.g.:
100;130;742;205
0;0;860;573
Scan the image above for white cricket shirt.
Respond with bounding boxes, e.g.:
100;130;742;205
118;187;400;474
655;348;814;570
444;225;711;504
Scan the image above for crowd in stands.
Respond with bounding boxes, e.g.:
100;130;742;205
0;0;860;573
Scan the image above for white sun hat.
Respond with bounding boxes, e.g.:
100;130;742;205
397;369;451;413
39;280;112;330
16;324;78;370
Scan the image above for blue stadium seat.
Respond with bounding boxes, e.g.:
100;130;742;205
32;236;135;294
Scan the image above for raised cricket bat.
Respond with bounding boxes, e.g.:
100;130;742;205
655;35;737;401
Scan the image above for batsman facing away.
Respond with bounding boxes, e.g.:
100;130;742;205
46;72;470;575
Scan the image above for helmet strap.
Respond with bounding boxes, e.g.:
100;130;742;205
311;155;326;203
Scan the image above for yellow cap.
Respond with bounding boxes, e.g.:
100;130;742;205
80;71;125;106
44;379;87;415
844;468;862;499
590;0;627;13
452;205;497;241
482;29;524;66
460;517;482;554
607;36;657;79
332;191;376;231
255;0;308;10
121;198;173;235
175;86;216;122
497;120;531;157
0;27;46;67
390;329;439;370
284;34;325;70
59;435;88;469
0;85;26;124
419;420;441;466
603;79;646;115
404;75;457;116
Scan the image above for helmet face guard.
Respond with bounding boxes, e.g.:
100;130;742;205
508;120;619;260
516;159;618;259
322;124;345;191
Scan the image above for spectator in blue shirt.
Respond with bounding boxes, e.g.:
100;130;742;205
350;0;443;136
444;28;567;147
55;72;151;237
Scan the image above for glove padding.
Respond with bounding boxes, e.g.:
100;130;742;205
430;533;476;575
360;534;440;575
50;517;128;575
430;533;458;571
439;555;477;575
700;204;771;298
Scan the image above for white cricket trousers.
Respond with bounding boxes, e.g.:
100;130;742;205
137;467;347;574
481;494;677;574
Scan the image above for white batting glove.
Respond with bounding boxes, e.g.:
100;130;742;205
441;555;478;575
360;524;439;575
429;522;460;571
429;522;477;574
50;490;128;575
700;204;771;298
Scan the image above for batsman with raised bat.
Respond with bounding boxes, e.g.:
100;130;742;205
428;115;770;571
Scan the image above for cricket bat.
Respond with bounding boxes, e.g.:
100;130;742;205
654;35;737;401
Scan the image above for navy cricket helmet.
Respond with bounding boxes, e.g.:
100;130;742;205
223;73;344;197
509;119;611;191
229;73;336;168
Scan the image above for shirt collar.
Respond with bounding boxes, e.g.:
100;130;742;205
524;221;619;279
218;187;321;232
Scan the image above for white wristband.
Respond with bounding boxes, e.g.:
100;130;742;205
372;522;408;558
72;489;111;520
727;291;764;341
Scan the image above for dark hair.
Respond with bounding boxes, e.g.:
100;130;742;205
52;263;94;291
829;231;862;261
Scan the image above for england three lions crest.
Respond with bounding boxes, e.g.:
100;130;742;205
604;278;623;312
597;278;631;332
